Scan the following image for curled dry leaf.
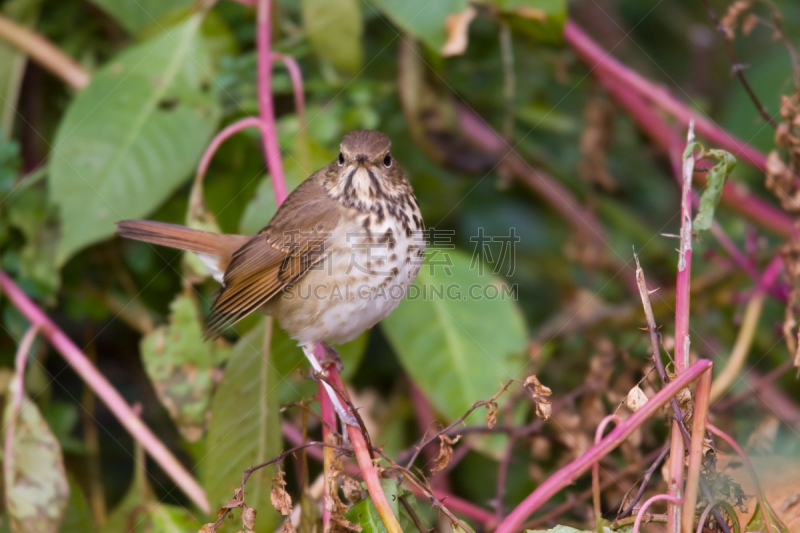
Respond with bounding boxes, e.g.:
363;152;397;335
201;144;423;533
625;385;649;412
242;504;256;531
282;521;298;533
341;475;363;503
271;467;293;516
720;0;753;38
524;374;553;420
198;524;217;533
440;6;477;57
431;434;461;474
485;401;498;429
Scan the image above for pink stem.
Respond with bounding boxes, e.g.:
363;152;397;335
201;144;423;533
564;21;770;172
592;415;622;533
591;51;795;237
682;369;712;532
195;117;264;187
495;359;713;533
317;348;334;531
0;272;210;512
633;495;683;533
708;423;776;533
3;326;39;482
271;53;306;129
456;104;607;247
281;419;496;526
256;0;287;205
327;371;402;533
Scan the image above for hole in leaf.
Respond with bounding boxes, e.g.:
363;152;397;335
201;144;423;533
158;98;180;111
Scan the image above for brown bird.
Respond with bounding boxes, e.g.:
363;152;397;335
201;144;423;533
117;130;426;424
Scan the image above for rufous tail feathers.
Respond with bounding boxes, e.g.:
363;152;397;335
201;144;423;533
116;220;249;271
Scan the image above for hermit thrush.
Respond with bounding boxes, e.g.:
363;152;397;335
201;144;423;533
117;130;426;424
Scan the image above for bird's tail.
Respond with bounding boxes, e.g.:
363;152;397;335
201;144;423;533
116;220;247;257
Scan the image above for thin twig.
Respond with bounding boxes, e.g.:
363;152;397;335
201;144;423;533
399;494;430;533
617;444;671;519
701;0;777;127
0;14;89;89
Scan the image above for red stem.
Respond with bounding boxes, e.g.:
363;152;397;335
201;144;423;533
633;494;683;533
3;326;39;482
0;272;209;512
256;0;287;204
585;39;795;237
495;359;713;533
592;415;622;533
317;349;334;531
271;53;306;129
682;369;712;532
564;21;770;172
326;371;402;533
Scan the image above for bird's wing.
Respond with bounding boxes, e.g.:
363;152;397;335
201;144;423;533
204;171;342;338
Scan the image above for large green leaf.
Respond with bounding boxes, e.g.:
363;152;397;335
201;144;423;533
3;380;70;533
89;0;194;34
140;293;230;442
49;14;220;264
381;249;527;421
367;0;469;52
301;0;363;73
204;320;284;533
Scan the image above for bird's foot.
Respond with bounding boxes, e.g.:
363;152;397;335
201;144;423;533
319;342;344;373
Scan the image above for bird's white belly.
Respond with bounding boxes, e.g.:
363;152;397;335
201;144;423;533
271;215;425;346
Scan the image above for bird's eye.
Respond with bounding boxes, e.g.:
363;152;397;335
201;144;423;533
383;153;392;167
338;152;345;166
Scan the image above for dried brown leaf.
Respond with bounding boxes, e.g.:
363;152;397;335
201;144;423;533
485;401;498;429
440;6;476;57
271;467;293;516
742;13;760;35
341;475;362;503
721;0;752;38
431;434;461;474
242;504;256;531
535;400;552;421
199;524;217;533
283;521;298;533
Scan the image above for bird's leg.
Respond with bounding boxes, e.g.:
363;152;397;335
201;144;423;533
302;343;358;427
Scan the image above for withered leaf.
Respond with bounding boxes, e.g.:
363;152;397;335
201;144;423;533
342;475;363;503
272;467;293;516
485;401;498;429
242;504;256;531
440;6;476;57
431;434;461;474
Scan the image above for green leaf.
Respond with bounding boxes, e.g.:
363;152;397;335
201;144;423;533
49;14;221;264
140;293;230;442
204;320;283;533
746;501;791;533
382;249;527;421
301;0;363;73
3;380;70;533
89;0;194;33
368;0;469;52
59;477;95;533
693;148;737;232
345;479;399;533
